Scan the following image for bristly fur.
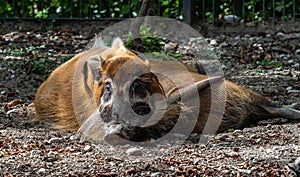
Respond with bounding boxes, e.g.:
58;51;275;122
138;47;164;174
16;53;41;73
91;36;106;49
90;36;125;50
34;37;300;142
34;37;139;131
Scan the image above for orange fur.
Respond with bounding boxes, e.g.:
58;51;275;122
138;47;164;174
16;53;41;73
34;39;299;140
34;39;143;131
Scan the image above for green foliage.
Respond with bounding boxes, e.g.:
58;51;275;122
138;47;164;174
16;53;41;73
0;0;298;21
160;0;182;18
124;23;183;61
146;52;183;61
202;0;297;22
255;67;263;73
205;12;214;23
219;0;232;15
125;24;163;53
5;45;69;76
275;1;294;18
256;59;282;68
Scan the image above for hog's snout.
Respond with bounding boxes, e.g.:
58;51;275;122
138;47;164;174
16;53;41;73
100;105;119;123
131;101;151;116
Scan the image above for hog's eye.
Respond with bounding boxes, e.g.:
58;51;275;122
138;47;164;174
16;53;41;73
103;82;112;102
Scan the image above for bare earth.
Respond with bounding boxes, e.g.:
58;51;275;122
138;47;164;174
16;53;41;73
0;20;299;176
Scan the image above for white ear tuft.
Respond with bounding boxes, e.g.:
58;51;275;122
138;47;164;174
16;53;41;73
111;38;126;51
91;36;106;49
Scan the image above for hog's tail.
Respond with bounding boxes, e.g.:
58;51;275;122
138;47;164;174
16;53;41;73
262;103;300;120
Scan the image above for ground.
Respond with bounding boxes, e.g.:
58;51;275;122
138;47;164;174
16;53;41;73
0;19;299;176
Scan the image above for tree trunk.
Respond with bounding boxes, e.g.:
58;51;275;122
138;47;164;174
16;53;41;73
138;0;155;17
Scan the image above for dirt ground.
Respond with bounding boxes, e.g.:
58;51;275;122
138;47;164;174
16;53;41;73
0;19;299;176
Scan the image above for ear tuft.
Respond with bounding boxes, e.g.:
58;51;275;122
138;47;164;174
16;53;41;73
144;59;150;66
91;36;106;49
111;38;127;51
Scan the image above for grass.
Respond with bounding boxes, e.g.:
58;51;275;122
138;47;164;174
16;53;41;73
3;45;71;77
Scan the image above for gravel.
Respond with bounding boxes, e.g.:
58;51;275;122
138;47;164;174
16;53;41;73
0;20;299;176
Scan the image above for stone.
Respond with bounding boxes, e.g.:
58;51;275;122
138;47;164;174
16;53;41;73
35;34;42;39
126;147;143;156
37;168;46;173
286;86;293;91
151;172;162;177
6;109;19;115
48;137;62;144
69;135;78;141
210;39;218;46
84;145;92;152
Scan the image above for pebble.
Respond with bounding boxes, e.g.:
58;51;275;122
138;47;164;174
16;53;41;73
35;34;42;39
288;90;300;93
7;159;15;163
37;168;46;173
30;150;39;154
219;42;229;47
279;54;287;58
30;150;39;158
244;34;251;38
214;134;229;140
126;147;143;156
234;36;240;40
276;32;285;36
238;168;252;174
6;109;19;115
287;60;294;64
233;130;242;134
291;71;300;77
0;90;6;95
223;15;241;24
151;172;162;177
210;39;218;46
164;42;178;52
69;135;78;141
293;157;300;170
0;130;6;134
221;170;230;174
47;151;57;156
84;145;92;151
48;137;62;144
286;86;293;91
295;49;300;55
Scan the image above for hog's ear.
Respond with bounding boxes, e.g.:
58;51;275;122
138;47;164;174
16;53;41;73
83;55;103;97
167;76;224;103
144;59;150;66
111;38;127;51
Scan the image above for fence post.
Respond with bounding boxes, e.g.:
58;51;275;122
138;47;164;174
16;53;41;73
183;0;195;25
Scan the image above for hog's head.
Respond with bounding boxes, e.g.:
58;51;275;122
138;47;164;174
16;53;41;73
76;38;167;142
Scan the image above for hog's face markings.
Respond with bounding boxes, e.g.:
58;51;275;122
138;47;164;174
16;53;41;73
103;81;113;102
97;57;165;130
99;79;116;123
129;74;156;116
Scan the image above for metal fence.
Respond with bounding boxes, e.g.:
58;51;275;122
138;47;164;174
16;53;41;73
1;0;299;25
